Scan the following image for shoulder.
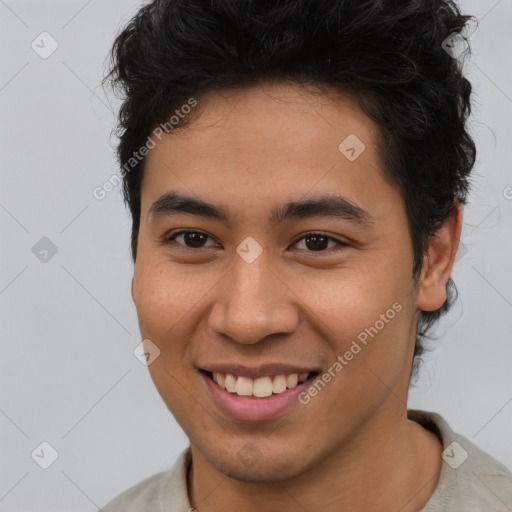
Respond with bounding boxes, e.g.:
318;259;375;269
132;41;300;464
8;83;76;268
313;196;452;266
450;430;512;510
409;409;512;512
102;470;171;511
100;447;192;512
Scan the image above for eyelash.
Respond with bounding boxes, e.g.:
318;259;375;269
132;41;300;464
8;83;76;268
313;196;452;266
162;230;348;254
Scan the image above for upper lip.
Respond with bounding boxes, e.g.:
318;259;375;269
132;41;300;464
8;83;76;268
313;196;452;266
199;363;318;380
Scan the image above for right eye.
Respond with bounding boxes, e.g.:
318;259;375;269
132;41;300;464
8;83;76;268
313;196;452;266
162;230;220;250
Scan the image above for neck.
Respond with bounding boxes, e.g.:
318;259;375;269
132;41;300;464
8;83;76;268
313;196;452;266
188;406;442;512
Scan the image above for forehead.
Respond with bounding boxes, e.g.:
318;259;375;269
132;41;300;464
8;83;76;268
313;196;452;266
141;82;400;226
155;82;376;154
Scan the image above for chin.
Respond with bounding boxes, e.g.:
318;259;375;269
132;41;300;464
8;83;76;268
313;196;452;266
204;444;315;483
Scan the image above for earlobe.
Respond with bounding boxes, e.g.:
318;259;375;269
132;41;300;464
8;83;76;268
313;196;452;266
416;202;463;312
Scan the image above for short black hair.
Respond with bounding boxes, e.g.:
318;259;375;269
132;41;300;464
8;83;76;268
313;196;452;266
103;0;477;380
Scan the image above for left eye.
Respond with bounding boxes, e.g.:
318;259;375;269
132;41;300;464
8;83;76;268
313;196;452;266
291;233;346;252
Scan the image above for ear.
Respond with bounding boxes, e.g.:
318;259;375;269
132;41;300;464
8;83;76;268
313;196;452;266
131;276;136;304
416;202;463;312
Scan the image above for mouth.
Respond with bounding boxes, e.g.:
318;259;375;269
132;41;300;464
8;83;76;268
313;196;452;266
199;369;320;421
201;370;319;399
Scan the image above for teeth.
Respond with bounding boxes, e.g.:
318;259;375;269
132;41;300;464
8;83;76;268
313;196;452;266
235;376;253;396
225;373;237;393
286;373;298;388
253;377;273;398
211;371;311;398
272;374;287;394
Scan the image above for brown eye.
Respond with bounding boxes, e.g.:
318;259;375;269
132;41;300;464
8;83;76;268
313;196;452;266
165;230;218;249
292;233;347;253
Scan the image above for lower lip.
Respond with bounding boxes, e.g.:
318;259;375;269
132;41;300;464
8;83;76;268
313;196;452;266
200;371;315;422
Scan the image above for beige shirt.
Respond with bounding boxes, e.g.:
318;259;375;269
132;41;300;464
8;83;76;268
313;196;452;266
101;410;512;511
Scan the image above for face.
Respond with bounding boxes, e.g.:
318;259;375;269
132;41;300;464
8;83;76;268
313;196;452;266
131;82;429;482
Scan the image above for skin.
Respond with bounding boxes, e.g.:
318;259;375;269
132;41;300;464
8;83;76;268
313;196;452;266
131;81;463;511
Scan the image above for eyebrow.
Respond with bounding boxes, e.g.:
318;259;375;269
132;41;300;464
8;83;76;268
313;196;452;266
148;191;373;226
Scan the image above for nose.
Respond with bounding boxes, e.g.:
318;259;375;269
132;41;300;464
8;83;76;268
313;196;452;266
207;251;299;345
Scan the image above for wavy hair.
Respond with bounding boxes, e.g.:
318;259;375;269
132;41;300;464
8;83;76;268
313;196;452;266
103;0;477;379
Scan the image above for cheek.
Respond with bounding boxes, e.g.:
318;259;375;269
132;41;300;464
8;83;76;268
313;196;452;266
132;259;218;341
132;261;211;417
288;256;413;393
290;260;404;341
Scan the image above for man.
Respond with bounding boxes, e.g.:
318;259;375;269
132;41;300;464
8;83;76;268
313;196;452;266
101;0;512;510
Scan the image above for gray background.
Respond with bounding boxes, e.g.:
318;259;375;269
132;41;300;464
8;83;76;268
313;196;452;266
1;0;511;510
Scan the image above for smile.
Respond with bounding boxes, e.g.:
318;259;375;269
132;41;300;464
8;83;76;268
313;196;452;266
208;371;313;398
200;369;320;421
